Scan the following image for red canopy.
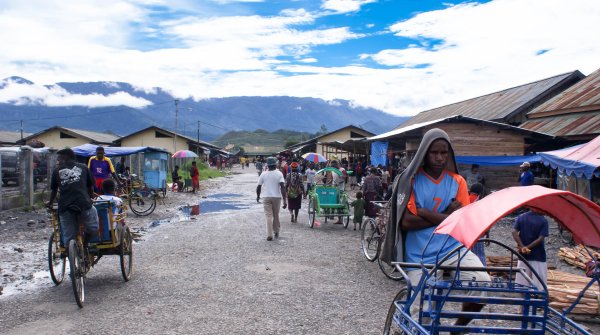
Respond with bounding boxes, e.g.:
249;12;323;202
435;186;600;249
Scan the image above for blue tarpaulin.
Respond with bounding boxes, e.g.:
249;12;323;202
455;155;542;166
370;141;389;167
72;143;168;157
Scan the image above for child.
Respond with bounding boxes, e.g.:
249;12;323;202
512;209;549;290
350;191;366;231
97;179;124;219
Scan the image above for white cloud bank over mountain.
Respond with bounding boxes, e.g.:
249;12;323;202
0;78;152;108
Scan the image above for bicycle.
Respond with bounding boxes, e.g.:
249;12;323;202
48;200;133;308
360;200;402;281
117;174;157;216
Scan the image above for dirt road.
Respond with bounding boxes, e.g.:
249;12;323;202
0;168;400;334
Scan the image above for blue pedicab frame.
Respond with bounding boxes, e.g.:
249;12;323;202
383;186;600;335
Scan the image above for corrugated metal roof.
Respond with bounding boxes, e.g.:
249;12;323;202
520;113;600;137
370;115;552;141
400;71;582;128
0;131;30;144
62;127;120;144
528;68;600;116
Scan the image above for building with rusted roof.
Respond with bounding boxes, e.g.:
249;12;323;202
398;71;584;128
520;68;600;141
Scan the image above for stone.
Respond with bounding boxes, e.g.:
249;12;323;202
27;220;36;226
13;247;24;253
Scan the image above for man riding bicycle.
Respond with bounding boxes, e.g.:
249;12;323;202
47;148;98;246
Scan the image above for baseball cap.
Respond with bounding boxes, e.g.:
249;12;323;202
266;156;277;166
520;162;531;168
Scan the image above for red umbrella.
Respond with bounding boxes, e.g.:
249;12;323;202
435;185;600;249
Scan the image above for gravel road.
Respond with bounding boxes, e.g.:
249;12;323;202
2;167;599;334
0;168;401;335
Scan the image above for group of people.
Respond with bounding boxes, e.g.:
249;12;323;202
255;129;550;331
171;162;200;193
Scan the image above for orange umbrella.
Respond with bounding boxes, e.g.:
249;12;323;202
435;185;600;249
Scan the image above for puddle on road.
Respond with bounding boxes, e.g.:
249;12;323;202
150;193;248;229
209;193;242;199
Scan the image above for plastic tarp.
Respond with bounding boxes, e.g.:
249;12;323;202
456;155;541;166
370;141;388;167
72;143;168;157
435;185;600;249
538;135;600;179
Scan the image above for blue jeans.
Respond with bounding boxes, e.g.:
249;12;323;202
59;206;99;245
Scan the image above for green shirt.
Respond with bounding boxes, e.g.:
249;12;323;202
351;198;366;218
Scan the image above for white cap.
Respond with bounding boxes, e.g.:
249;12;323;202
520;162;531;168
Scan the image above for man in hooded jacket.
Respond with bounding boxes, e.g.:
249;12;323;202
381;128;490;332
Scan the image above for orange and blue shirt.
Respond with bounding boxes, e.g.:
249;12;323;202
405;168;470;264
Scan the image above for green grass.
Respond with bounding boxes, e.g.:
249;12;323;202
167;162;227;182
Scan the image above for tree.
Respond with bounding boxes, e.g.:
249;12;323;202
284;140;299;148
315;124;328;137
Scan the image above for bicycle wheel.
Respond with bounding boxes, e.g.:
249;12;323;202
360;218;379;261
48;233;66;285
68;239;85;308
378;240;403;281
129;189;157;216
119;226;133;281
308;198;316;228
383;288;408;335
342;205;350;229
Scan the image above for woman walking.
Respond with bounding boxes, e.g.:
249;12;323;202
286;162;304;222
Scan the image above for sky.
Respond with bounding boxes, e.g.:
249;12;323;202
0;0;598;116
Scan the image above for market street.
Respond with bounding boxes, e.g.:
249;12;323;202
0;168;400;335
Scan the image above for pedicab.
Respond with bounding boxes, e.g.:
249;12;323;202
307;167;351;228
47;200;133;308
383;185;600;335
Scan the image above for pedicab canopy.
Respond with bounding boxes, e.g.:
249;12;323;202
316;167;343;176
435;185;600;249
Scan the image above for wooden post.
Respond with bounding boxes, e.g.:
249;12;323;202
20;147;34;206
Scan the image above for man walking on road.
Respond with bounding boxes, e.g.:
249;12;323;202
256;157;287;241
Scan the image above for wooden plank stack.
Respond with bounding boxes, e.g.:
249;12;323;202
558;245;600;270
547;270;598;315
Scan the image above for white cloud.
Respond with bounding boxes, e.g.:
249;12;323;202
0;80;152;108
0;0;598;118
321;0;377;14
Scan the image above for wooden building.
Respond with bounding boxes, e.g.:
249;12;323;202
286;125;374;160
369;116;552;190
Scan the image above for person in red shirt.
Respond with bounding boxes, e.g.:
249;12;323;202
190;161;200;193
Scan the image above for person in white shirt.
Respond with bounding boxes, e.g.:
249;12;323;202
305;164;316;197
256;157;287;241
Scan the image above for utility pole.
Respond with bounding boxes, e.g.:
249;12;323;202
173;99;179;153
197;120;201;155
20;120;23;141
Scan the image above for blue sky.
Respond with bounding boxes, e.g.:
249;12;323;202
0;0;598;115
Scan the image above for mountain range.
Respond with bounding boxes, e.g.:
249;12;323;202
0;76;408;141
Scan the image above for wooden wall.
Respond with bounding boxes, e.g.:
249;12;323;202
424;122;526;190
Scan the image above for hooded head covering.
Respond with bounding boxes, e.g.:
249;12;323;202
380;128;459;263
